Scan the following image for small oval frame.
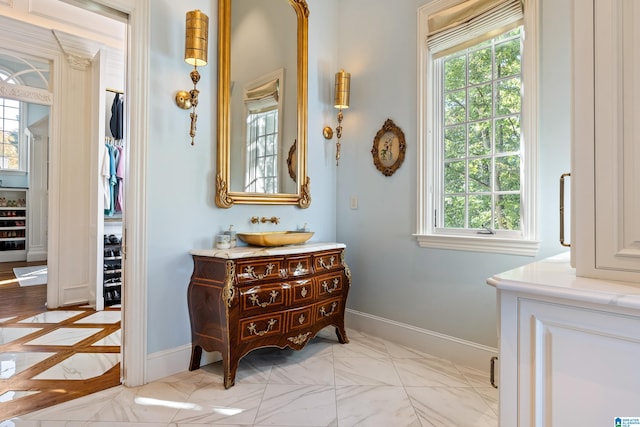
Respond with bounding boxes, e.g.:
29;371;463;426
371;118;406;177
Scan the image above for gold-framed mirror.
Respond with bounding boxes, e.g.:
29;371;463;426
215;0;310;208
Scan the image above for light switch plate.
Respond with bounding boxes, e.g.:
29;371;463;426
350;195;358;209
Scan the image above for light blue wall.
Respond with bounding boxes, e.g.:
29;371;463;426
334;0;572;348
145;0;571;354
146;0;340;354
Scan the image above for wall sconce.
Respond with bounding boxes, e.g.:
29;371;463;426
322;69;350;165
174;10;209;145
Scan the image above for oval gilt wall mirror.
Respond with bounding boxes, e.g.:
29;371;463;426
215;0;310;208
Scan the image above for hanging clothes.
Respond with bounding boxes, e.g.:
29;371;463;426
110;93;124;140
115;145;125;212
100;143;111;208
104;144;118;216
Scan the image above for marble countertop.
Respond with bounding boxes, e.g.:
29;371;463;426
487;252;640;311
191;242;346;259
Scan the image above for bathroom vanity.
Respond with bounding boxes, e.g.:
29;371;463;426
487;252;640;426
187;243;350;388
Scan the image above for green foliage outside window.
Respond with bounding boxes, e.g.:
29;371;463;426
441;28;522;231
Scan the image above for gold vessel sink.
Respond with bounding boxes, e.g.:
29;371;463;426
236;231;314;247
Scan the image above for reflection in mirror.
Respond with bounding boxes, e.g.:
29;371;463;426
216;0;310;208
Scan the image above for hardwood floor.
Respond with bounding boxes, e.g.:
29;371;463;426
0;262;121;421
0;261;47;318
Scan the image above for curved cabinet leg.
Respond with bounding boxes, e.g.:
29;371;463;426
335;325;349;344
223;356;240;389
189;344;203;371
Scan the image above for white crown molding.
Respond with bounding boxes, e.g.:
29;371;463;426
0;81;52;104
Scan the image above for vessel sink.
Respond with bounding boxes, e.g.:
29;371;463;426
236;231;314;247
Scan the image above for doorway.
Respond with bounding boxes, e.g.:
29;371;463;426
1;0;149;392
0;0;146;416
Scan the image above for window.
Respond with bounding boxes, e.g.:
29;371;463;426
245;109;279;193
0;71;23;171
243;70;283;193
0;95;20;170
417;0;539;256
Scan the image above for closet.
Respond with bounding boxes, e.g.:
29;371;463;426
102;88;124;307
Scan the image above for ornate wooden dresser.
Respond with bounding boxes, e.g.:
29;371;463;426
188;243;350;388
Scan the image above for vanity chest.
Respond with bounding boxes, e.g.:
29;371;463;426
187;243;350;388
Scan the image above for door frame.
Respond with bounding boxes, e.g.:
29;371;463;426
100;0;149;387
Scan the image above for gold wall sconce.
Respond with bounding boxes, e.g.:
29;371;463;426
174;10;209;145
322;69;350;165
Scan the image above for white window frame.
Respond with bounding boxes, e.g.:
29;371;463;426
242;68;285;194
0;70;28;174
416;0;539;256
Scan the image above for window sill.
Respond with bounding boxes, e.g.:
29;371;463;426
415;233;540;256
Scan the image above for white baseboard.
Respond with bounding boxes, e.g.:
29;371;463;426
145;309;497;383
345;309;497;372
146;344;221;383
27;249;47;262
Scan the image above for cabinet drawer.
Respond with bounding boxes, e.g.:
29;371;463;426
240;283;289;313
239;313;284;341
291;279;314;304
286;254;312;277
313;250;342;272
316;273;343;298
287;306;313;330
314;297;342;322
236;258;284;283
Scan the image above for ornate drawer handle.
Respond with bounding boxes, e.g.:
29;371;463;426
321;278;340;293
298;314;306;324
247;318;277;336
245;263;275;280
288;332;311;345
320;302;338;317
249;290;279;307
300;286;308;298
318;256;336;270
294;262;306;275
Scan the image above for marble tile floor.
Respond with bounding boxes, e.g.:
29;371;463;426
4;327;498;426
0;307;121;421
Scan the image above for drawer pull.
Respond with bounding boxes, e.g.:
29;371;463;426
320;302;338;317
294;262;306;275
249;290;279;307
245;263;275;280
301;286;308;298
318;256;336;270
247;318;277;336
559;173;571;247
298;314;306;324
322;278;340;293
288;332;311;345
490;356;498;389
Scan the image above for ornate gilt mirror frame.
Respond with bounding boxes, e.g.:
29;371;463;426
215;0;311;208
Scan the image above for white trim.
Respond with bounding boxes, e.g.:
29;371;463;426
416;0;539;257
146;345;221;384
345;309;497;372
112;0;149;388
144;309;497;381
85;0;149;388
415;233;539;256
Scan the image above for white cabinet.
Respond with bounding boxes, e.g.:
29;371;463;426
572;0;640;281
489;254;640;426
0;188;28;262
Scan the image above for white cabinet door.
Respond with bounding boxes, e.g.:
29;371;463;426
517;297;640;426
573;0;640;281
